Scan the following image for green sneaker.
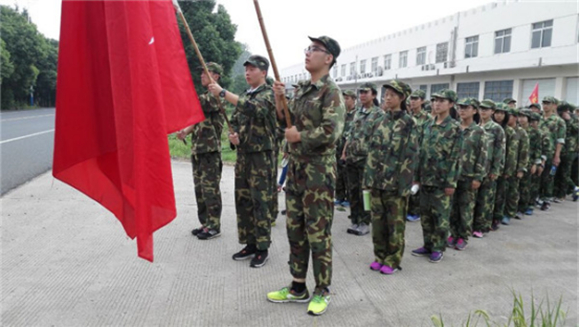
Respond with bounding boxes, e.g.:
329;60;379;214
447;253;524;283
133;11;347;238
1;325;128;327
307;291;330;316
267;286;310;303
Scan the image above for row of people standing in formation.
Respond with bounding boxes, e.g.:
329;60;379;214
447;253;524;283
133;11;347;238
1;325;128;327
176;33;579;315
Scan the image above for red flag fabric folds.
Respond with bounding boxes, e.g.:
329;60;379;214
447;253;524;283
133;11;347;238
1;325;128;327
53;0;204;261
529;83;539;104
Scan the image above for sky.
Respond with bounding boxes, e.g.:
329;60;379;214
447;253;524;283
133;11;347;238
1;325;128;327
1;0;504;69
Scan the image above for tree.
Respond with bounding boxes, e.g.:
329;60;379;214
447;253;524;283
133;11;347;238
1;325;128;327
229;44;252;95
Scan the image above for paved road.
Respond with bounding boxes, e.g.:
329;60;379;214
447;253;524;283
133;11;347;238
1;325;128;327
2;162;578;326
1;108;55;195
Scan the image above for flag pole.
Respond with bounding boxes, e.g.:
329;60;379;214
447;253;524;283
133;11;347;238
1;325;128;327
173;1;234;134
252;0;293;128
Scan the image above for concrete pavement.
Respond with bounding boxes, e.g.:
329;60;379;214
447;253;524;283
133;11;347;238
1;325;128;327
2;161;578;326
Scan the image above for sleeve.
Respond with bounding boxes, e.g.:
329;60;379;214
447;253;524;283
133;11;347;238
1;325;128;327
556;119;566;145
517;130;530;172
504;129;518;175
474;130;489;181
491;127;506;176
444;126;463;189
399;119;421;196
299;87;345;150
531;130;542;165
199;93;222;114
236;88;275;120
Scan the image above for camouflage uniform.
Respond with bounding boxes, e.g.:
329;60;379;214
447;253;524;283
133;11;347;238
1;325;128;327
416;90;462;253
491;104;515;224
539;99;567;202
504;110;529;219
450;100;488;241
190;90;224;231
335;91;356;203
407;89;430;217
232;83;277;251
518;112;542;213
364;80;418;269
529;114;553;207
345;84;384;227
283;71;345;291
554;102;579;198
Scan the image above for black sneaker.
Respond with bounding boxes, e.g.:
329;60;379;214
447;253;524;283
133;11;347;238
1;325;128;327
541;202;550;211
250;250;269;268
191;226;204;236
232;245;256;261
197;228;221;240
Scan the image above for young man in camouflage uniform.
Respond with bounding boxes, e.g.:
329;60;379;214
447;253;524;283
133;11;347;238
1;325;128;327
364;80;419;274
472;100;505;237
406;89;429;222
503;97;517;109
528;109;552;211
502;108;528;225
342;82;383;235
208;55;277;268
178;62;225;240
335;90;357;207
538;96;566;210
517;110;541;217
411;89;462;263
269;36;344;316
491;104;515;230
554;102;579;201
449;98;487;250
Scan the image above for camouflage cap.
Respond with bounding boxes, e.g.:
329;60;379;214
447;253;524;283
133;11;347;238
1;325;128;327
529;103;542;110
383;79;412;100
479;99;496;109
308;36;341;59
503;97;516;104
205;62;223;75
542;96;559;104
358;82;378;93
530;112;542;121
243;54;270;71
410;89;426;99
494;103;509;112
508;107;519;116
431;89;458;103
519;109;532;117
456;98;479;108
342;90;357;98
557;101;572;113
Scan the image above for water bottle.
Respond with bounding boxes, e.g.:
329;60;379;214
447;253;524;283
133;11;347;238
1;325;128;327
549;165;557;176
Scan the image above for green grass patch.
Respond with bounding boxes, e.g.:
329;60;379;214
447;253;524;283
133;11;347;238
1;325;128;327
168;124;237;163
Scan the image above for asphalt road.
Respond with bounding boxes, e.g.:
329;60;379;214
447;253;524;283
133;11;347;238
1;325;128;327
1;108;56;195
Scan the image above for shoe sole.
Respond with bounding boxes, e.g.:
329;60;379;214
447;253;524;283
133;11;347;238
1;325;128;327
411;252;430;257
233;254;255;261
307;299;330;316
250;255;269;268
379;268;398;275
198;233;221;240
267;296;311;303
429;257;443;263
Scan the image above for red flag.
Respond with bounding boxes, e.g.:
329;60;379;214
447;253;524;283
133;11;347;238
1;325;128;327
53;0;204;261
529;83;539;104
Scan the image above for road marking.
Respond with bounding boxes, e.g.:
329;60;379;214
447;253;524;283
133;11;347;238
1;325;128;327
0;129;55;144
1;114;55;122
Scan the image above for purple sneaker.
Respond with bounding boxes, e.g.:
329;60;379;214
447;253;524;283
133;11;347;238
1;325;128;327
472;231;484;238
446;236;456;248
429;251;443;263
411;247;431;257
379;265;398;275
369;261;383;271
455;238;467;251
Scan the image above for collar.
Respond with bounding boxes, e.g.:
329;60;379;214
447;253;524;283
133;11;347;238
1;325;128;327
435;114;454;127
246;83;266;95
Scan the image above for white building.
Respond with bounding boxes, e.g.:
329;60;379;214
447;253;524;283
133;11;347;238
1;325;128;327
281;1;579;105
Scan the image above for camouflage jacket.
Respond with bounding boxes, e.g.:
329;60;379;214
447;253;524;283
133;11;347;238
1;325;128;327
412;109;430;127
481;120;506;178
540;113;566;157
525;126;542;166
336;108;356;159
416;115;462;188
515;126;529;173
345;105;384;163
564;114;579;153
231;84;277;153
191;91;225;155
458;122;488;182
282;74;345;162
538;126;553;163
503;126;518;176
364;110;419;195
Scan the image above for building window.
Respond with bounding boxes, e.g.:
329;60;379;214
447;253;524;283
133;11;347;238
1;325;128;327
341;64;346;77
465;36;479;58
333;65;338;78
399;51;408;68
484;80;514;102
494;28;511;54
384;54;391;70
360;59;367;74
436;42;448;63
416;46;426;65
371;57;378;74
531;20;553;49
350;62;356;76
430;83;450;95
419;85;428;92
457;82;480;99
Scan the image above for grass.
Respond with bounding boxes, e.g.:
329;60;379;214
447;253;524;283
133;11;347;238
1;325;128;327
168;127;237;163
431;290;568;327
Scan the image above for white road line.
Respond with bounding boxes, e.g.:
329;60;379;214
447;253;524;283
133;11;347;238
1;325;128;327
1;114;55;122
0;129;55;145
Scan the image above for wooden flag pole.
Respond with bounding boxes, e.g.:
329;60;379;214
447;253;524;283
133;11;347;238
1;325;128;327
173;2;234;134
252;0;293;128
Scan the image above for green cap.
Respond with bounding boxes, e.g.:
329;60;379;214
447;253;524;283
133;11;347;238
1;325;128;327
410;89;426;99
508;107;519;116
519;109;532;117
529;103;542;110
244;54;270;71
342;90;357;98
542;96;559;104
503;97;516;104
530;112;542;121
383;79;412;100
457;98;479;108
308;36;341;60
479;99;496;109
358;82;378;93
431;89;457;103
205;62;223;75
494;103;509;112
557;101;572;113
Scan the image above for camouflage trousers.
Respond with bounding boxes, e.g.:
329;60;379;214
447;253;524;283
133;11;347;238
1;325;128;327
572;155;579;187
347;160;370;225
518;170;532;213
473;178;496;232
419;186;451;252
191;152;223;230
493;176;507;222
529;172;542;207
554;152;576;198
235;151;273;251
370;189;407;268
407;192;420;216
540;155;555;201
504;176;520;218
270;150;279;223
450;180;476;241
335;158;349;202
286;155;335;290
